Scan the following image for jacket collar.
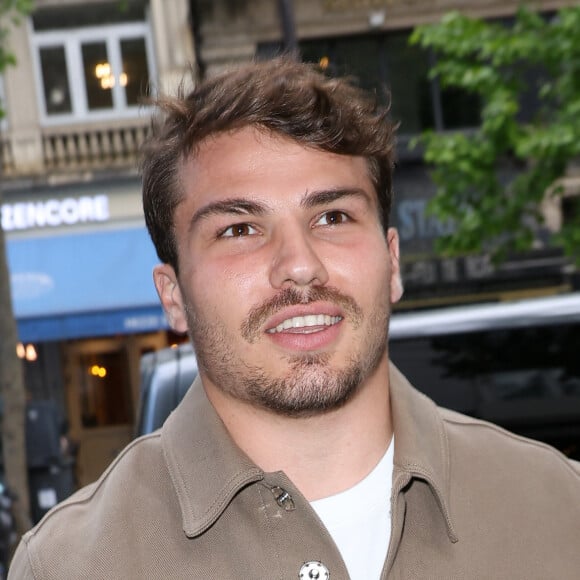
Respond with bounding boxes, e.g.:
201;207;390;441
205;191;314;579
162;367;458;541
389;364;458;542
162;376;264;538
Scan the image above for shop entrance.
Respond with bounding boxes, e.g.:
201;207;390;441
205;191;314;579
63;333;165;487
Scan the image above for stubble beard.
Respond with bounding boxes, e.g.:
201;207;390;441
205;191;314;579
184;286;391;418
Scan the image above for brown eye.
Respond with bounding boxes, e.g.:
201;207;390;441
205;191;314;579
221;223;257;237
317;211;348;226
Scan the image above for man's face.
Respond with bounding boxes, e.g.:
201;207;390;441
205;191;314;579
155;127;402;417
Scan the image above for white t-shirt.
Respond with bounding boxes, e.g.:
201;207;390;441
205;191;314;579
311;438;394;580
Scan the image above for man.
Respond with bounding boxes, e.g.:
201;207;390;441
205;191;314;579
9;58;580;579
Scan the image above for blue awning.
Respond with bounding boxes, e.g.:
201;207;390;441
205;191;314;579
8;226;169;342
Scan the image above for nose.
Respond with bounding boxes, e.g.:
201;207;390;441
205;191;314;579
269;226;329;289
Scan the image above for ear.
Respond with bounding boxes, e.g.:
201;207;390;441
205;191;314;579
387;228;403;305
153;264;188;334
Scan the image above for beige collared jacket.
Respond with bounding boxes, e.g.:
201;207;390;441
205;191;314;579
9;366;580;579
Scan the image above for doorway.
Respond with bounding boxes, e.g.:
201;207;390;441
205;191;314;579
63;333;165;487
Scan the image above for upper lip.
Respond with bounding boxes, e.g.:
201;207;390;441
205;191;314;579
264;302;344;332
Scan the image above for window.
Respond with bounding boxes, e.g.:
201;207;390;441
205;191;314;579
259;31;481;135
39;46;72;116
562;195;580;228
31;7;156;124
79;350;133;428
299;33;436;134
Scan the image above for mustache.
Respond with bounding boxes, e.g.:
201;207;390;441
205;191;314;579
241;286;363;343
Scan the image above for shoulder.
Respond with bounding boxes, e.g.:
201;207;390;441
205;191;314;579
434;405;580;560
439;406;580;481
14;432;173;579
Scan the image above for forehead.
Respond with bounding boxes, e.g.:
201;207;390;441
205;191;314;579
177;127;376;209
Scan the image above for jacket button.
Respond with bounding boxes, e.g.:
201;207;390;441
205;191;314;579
299;561;330;579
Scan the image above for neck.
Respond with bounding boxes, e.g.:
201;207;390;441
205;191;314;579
202;357;393;501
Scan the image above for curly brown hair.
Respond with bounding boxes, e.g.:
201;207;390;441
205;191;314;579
141;57;397;272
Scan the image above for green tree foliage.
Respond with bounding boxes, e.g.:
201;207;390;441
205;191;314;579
410;6;580;263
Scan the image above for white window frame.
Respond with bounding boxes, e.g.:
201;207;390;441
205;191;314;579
30;19;156;126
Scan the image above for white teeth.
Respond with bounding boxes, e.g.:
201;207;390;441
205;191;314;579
267;314;342;333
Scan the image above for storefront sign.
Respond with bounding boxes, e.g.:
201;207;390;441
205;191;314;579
397;198;455;243
1;195;109;232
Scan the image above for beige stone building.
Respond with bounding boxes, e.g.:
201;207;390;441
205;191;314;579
196;0;572;73
1;0;195;509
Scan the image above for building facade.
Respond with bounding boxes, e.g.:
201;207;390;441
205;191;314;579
2;0;194;487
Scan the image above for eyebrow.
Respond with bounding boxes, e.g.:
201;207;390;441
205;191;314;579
299;187;372;209
189;187;371;231
189;198;268;231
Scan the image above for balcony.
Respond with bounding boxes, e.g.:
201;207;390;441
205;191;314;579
1;117;150;181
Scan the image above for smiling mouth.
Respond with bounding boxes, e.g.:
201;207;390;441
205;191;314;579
266;314;343;334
